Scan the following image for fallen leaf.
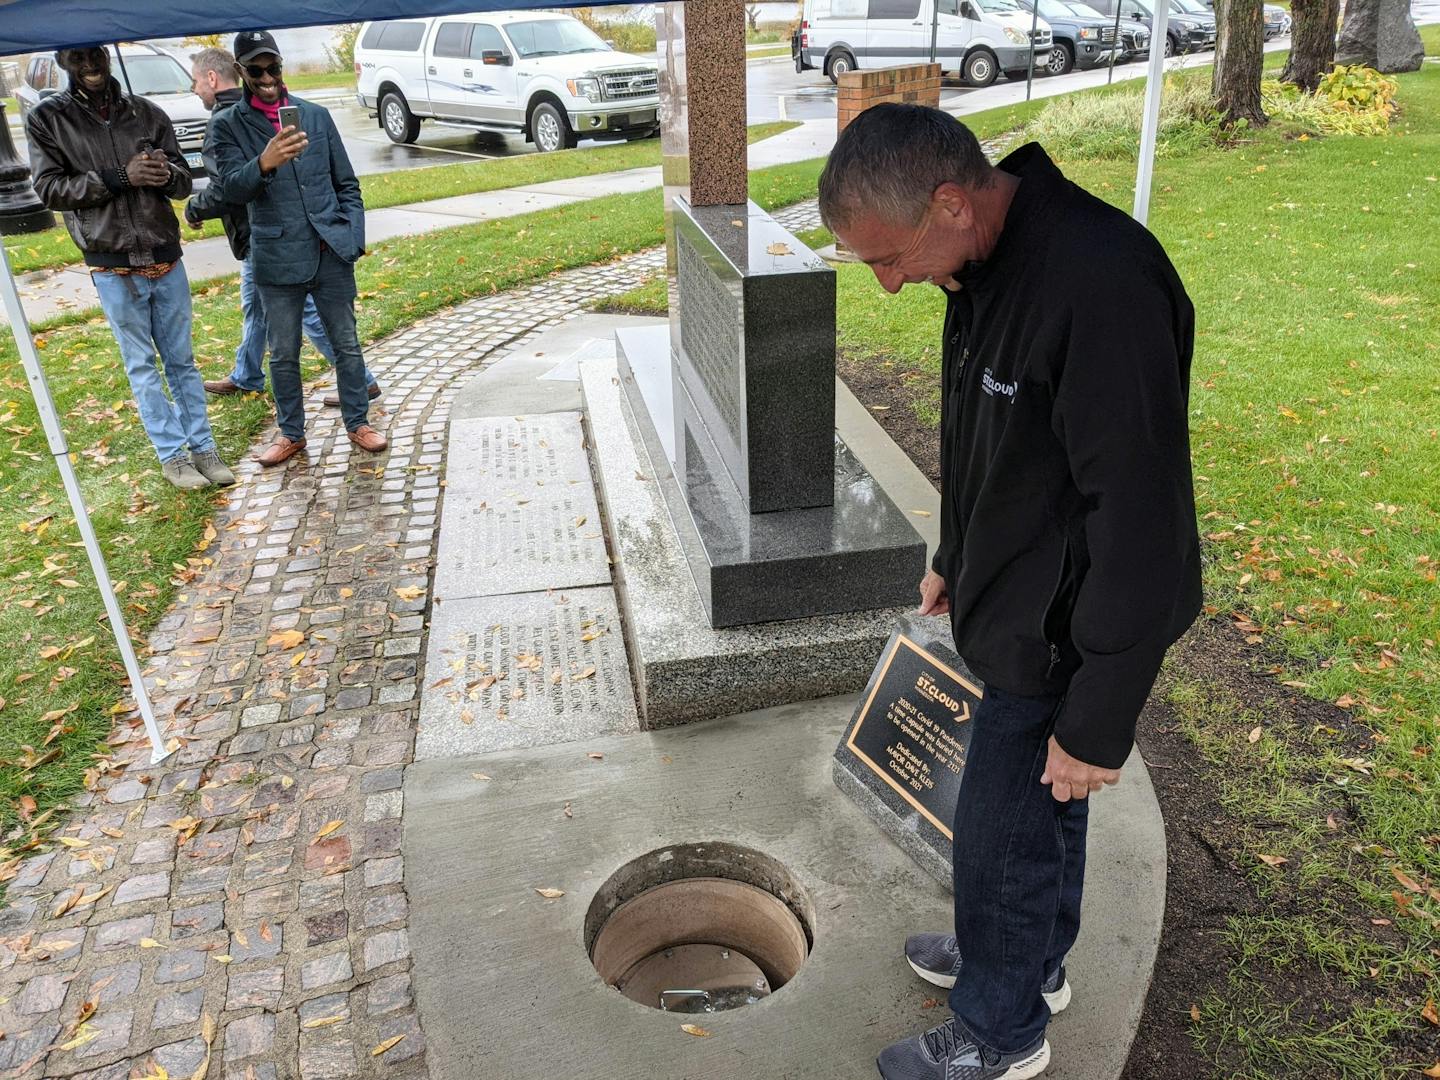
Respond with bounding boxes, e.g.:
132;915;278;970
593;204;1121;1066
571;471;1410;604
312;820;344;841
394;586;424;601
372;1035;407;1057
18;796;37;821
535;887;565;899
57;837;89;849
571;665;596;682
1247;726;1262;744
190;1013;215;1080
1424;998;1440;1026
1189;1004;1201;1022
99;826;124;839
139;938;166;949
76;999;96;1024
563;802;573;819
587;752;604;760
266;629;305;650
1424;1064;1440;1078
765;242;792;256
303;1016;345;1029
1393;866;1422;893
1256;854;1288;867
681;1023;713;1037
911;509;932;518
213;955;232;964
472;773;492;781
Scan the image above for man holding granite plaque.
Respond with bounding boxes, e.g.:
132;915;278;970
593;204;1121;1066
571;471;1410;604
819;104;1201;1080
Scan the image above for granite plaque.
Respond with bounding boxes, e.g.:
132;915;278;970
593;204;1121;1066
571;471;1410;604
435;413;609;600
415;588;639;760
832;618;985;886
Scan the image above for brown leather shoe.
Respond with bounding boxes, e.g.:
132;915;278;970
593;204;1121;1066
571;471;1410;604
347;425;388;453
323;382;381;407
256;435;307;467
205;377;244;395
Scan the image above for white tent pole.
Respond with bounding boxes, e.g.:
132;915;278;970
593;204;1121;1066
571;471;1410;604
1132;0;1171;225
0;244;173;766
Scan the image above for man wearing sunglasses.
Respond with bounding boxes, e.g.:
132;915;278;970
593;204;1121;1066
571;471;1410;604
25;44;235;490
206;30;386;467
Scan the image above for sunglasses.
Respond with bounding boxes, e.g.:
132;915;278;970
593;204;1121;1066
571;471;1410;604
240;61;283;80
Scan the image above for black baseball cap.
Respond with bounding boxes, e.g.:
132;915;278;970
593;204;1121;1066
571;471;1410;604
233;30;281;65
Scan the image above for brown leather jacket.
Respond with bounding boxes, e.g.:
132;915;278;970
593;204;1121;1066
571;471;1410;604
25;77;191;268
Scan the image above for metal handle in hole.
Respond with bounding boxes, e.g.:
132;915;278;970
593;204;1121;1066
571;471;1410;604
659;989;711;1011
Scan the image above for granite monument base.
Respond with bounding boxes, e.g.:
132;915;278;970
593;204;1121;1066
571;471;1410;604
614;325;925;628
581;346;919;726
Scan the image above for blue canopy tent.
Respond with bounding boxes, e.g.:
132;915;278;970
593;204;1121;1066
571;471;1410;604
0;0;1171;763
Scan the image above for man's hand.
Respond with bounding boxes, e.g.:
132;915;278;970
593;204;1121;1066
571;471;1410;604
125;151;170;187
182;200;203;230
259;127;308;174
1041;737;1121;802
917;569;950;616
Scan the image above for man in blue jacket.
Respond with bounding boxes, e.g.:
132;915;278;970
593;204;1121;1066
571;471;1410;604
207;30;386;467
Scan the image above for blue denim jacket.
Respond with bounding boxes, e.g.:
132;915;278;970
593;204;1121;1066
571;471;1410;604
206;93;364;286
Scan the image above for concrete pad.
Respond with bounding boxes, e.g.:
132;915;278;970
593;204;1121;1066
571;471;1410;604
401;189;579;220
363;207;481;243
518;167;661;198
405;694;1163;1080
451;314;664;420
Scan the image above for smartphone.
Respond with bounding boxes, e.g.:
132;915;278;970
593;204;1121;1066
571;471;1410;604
278;105;302;134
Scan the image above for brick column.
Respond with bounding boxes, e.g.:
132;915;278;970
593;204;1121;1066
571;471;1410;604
836;63;943;137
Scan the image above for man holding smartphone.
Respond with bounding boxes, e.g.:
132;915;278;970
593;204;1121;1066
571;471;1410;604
26;44;235;490
207;30;386;467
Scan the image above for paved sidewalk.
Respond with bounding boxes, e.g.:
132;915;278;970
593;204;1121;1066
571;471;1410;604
4;121;833;327
0;218;714;1076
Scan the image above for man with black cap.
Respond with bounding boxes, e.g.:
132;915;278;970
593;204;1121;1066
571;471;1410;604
207;30;386;467
25;44;235;490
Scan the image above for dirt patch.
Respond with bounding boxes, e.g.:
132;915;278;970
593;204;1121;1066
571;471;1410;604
836;369;1421;1079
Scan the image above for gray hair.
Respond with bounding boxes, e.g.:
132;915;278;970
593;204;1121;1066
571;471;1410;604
819;103;994;232
190;47;237;86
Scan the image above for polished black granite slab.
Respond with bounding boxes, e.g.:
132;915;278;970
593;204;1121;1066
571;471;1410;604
616;326;925;628
672;198;835;514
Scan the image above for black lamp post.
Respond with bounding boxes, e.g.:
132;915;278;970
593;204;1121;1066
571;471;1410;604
0;102;56;236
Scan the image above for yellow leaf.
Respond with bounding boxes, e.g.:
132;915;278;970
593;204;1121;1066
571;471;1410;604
303;1016;346;1029
395;586;424;601
571;665;596;682
535;887;565;899
58;836;89;849
371;1035;407;1056
99;826;124;839
213;955;233;964
139;937;166;948
472;773;492;780
911;509;932;518
59;1024;98;1051
574;515;587;528
1189;1004;1201;1022
765;242;792;256
313;820;344;841
73;885;112;909
681;1023;714;1037
1247;726;1262;744
266;629;305;650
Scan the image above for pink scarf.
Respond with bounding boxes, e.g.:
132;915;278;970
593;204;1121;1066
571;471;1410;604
249;93;289;131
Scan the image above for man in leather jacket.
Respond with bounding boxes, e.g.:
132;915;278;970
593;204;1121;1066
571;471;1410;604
185;47;380;407
26;45;234;490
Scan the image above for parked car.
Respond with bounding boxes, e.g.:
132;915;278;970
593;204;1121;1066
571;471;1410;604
1263;3;1290;38
16;43;210;178
795;0;1053;89
1088;0;1213;55
1016;0;1149;74
1167;0;1219;47
354;12;659;152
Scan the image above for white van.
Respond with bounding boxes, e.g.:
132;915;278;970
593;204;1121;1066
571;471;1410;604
355;12;659;152
796;0;1053;87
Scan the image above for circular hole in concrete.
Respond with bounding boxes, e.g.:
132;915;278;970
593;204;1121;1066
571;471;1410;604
586;842;815;1015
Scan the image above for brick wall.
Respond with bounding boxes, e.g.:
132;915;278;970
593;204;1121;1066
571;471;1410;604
836;63;943;135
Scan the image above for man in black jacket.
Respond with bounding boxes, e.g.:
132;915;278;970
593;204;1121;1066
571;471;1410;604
185;47;379;406
819;104;1201;1080
26;45;234;490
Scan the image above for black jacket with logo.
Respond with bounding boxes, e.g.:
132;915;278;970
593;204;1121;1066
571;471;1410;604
933;143;1202;769
26;77;191;268
185;86;251;260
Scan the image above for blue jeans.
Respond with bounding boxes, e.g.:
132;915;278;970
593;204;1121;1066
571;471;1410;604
948;686;1088;1055
257;249;371;439
91;262;216;463
231;256;373;390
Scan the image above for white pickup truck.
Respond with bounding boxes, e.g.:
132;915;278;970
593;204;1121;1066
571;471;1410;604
354;12;661;152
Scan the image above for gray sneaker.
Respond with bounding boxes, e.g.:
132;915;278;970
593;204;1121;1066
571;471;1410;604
191;448;236;487
903;934;1071;1014
876;1017;1049;1080
162;455;208;490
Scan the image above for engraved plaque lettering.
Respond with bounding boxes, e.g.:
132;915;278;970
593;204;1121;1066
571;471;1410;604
676;228;742;447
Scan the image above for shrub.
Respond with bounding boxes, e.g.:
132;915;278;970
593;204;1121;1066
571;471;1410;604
324;24;362;74
1022;77;1220;161
1259;65;1396;136
1317;64;1398;113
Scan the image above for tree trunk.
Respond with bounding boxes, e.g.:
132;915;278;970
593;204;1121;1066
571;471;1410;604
1281;0;1342;90
1212;0;1268;126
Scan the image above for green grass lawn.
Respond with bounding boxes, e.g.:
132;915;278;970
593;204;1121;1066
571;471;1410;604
2;121;800;277
782;35;1438;1078
0;154;822;862
284;71;355;93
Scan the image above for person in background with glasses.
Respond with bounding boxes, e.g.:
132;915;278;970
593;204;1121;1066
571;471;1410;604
184;46;381;409
206;30;386;468
25;44;235;490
